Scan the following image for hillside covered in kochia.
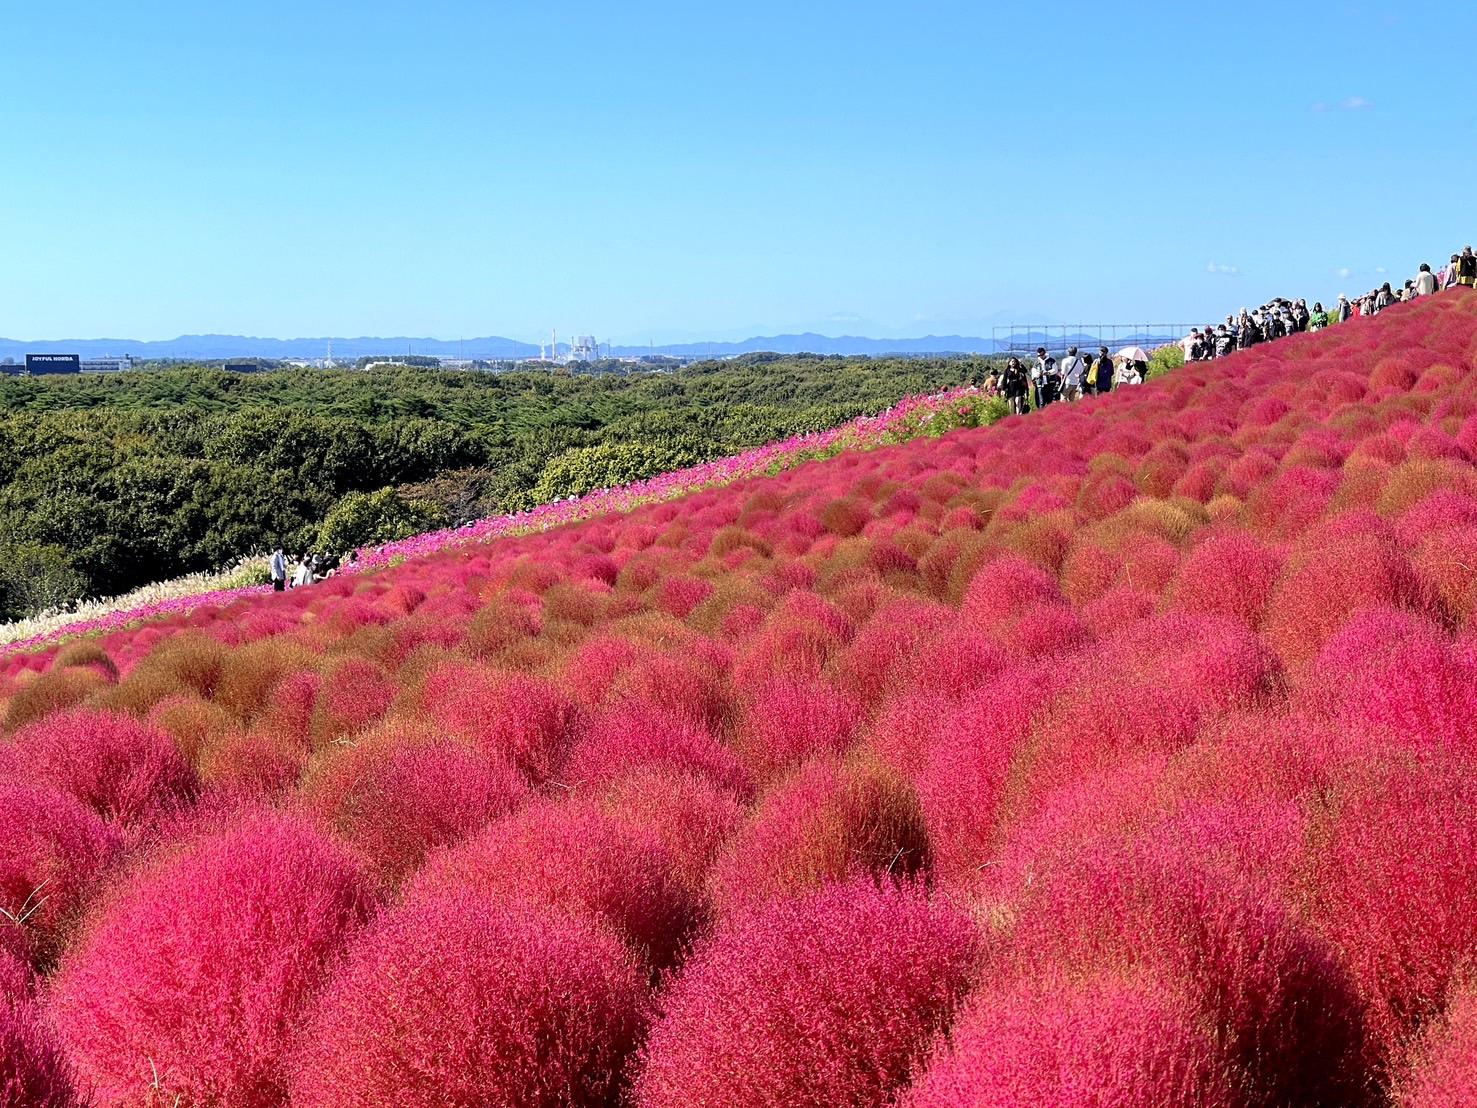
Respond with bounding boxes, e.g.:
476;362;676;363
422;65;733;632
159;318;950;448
0;354;984;616
6;292;1477;1105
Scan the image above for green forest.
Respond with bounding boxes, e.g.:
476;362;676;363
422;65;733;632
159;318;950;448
0;356;988;618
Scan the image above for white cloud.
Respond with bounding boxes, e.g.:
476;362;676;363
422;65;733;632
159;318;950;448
1340;96;1373;110
1311;102;1329;113
1207;261;1241;277
1375;266;1388;275
1337;267;1354;279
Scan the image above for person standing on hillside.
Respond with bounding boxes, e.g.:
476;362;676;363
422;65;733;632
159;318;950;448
1031;348;1051;410
1309;303;1329;330
1414;264;1439;297
1336;295;1353;323
1458;247;1477;288
1060;347;1085;400
1001;357;1029;415
1094;347;1114;395
1443;254;1462;289
269;547;287;592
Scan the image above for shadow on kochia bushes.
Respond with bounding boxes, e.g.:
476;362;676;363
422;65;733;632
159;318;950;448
0;1000;79;1108
47;810;373;1108
289;892;650;1108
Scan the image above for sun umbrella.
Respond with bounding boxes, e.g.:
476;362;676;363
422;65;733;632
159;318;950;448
1116;346;1151;362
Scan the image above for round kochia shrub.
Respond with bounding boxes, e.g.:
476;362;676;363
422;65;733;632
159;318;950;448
0;782;121;967
1005;831;1370;1107
306;727;527;884
1;1001;79;1108
5;709;198;827
634;880;980;1108
48;811;373;1108
902;977;1239;1108
708;755;929;916
408;797;699;969
1301;752;1477;1076
290;893;649;1108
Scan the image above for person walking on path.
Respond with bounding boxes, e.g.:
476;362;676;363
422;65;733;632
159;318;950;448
1001;357;1029;416
1414;264;1439;297
269;547;287;592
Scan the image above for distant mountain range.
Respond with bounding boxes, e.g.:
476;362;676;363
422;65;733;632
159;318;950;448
0;329;1188;363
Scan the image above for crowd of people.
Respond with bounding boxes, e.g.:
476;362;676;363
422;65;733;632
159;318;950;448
1181;245;1477;364
268;548;354;591
984;346;1140;416
984;244;1477;416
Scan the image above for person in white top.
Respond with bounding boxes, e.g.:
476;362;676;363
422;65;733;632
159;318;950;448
1059;346;1085;401
1413;264;1439;297
291;558;314;588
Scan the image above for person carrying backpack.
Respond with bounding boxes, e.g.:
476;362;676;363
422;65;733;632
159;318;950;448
1459;247;1477;288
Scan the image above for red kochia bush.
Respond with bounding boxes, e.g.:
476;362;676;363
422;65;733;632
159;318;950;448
1301;753;1477;1076
1167;529;1283;630
49;811;373;1108
408;797;698;968
1399;984;1477;1107
708;756;929;916
734;675;861;781
634;880;980;1108
902;977;1238;1108
0;921;31;1001
1;1002;79;1108
600;769;747;897
427;666;581;783
1306;607;1477;754
0;782;121;967
307;731;528;884
1006;832;1369;1107
565;704;753;800
5;709;198;827
290;893;648;1108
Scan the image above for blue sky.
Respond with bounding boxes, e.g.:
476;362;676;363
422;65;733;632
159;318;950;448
2;1;1473;344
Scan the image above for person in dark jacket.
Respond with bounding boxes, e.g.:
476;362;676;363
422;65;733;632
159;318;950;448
1000;357;1029;415
1094;347;1114;395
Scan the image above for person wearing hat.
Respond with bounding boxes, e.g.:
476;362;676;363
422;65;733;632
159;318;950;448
1458;247;1477;289
1336;294;1353;323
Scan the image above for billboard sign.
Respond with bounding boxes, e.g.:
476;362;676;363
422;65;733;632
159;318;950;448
25;353;81;375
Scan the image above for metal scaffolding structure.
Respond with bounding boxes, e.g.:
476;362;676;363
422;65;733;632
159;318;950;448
991;323;1196;357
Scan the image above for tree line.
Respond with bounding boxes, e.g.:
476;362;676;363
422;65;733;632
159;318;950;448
0;355;988;618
